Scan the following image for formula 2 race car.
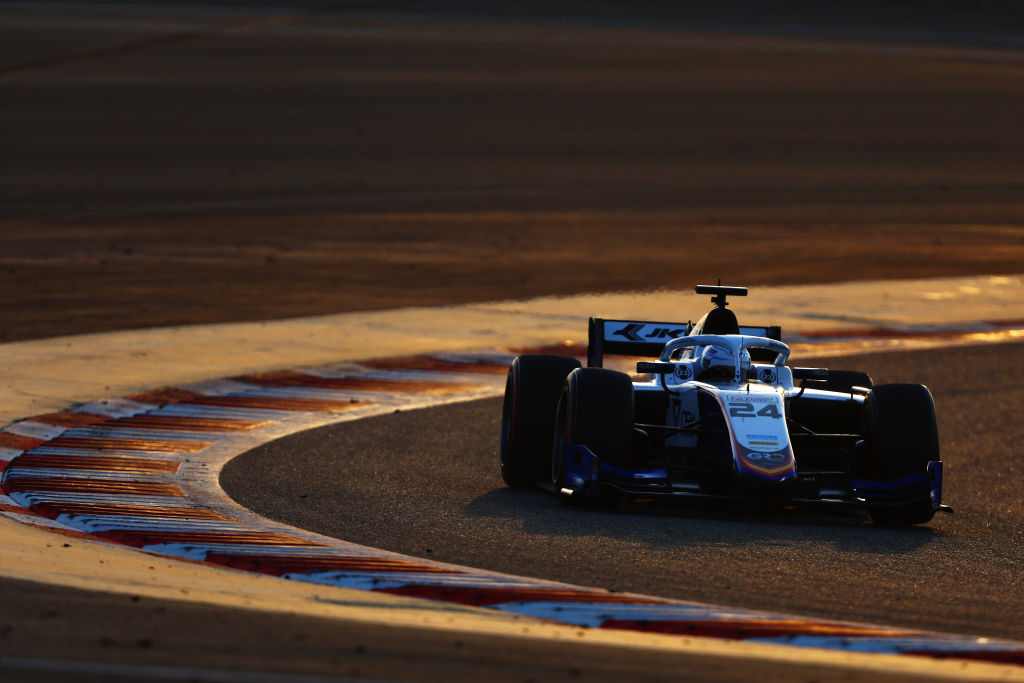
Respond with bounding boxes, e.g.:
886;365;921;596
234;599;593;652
500;284;949;525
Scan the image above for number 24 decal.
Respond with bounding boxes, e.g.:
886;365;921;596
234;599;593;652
729;402;782;419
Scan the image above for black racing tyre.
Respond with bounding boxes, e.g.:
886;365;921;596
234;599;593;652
861;383;939;526
552;368;634;504
500;354;582;488
802;370;874;393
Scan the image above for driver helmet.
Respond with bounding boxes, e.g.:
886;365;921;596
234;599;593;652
698;345;737;382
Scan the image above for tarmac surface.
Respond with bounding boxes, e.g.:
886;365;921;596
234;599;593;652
223;342;1024;644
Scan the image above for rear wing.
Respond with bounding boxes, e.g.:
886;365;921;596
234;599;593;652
587;317;782;367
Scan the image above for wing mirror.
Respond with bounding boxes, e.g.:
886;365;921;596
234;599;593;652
636;361;675;374
792;367;829;381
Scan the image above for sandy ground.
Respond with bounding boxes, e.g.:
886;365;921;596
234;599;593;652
2;6;1024;341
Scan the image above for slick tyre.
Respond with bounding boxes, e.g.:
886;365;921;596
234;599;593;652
500;354;582;488
862;383;939;526
552;368;634;505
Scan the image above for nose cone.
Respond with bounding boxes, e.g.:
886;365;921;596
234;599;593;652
737;465;798;500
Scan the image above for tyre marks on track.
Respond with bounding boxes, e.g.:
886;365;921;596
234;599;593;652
2;347;1024;668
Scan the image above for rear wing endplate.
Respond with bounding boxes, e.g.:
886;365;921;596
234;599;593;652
587;317;782;367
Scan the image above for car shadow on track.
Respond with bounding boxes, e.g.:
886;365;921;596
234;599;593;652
464;487;942;555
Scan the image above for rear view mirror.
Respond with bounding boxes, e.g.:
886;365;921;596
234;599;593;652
636;362;675;374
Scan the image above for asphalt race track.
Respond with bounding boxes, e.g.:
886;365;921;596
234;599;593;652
223;342;1024;643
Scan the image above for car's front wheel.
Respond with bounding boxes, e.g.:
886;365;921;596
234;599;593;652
861;383;939;526
552;367;634;504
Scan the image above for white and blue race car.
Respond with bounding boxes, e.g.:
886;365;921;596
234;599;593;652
500;284;948;525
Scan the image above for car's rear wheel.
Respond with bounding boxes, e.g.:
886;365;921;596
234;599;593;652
552;367;634;504
861;383;939;526
500;354;582;488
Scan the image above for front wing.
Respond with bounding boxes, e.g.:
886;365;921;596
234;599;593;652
558;445;945;512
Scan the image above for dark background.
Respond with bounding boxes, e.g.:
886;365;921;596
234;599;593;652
1;0;1023;341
